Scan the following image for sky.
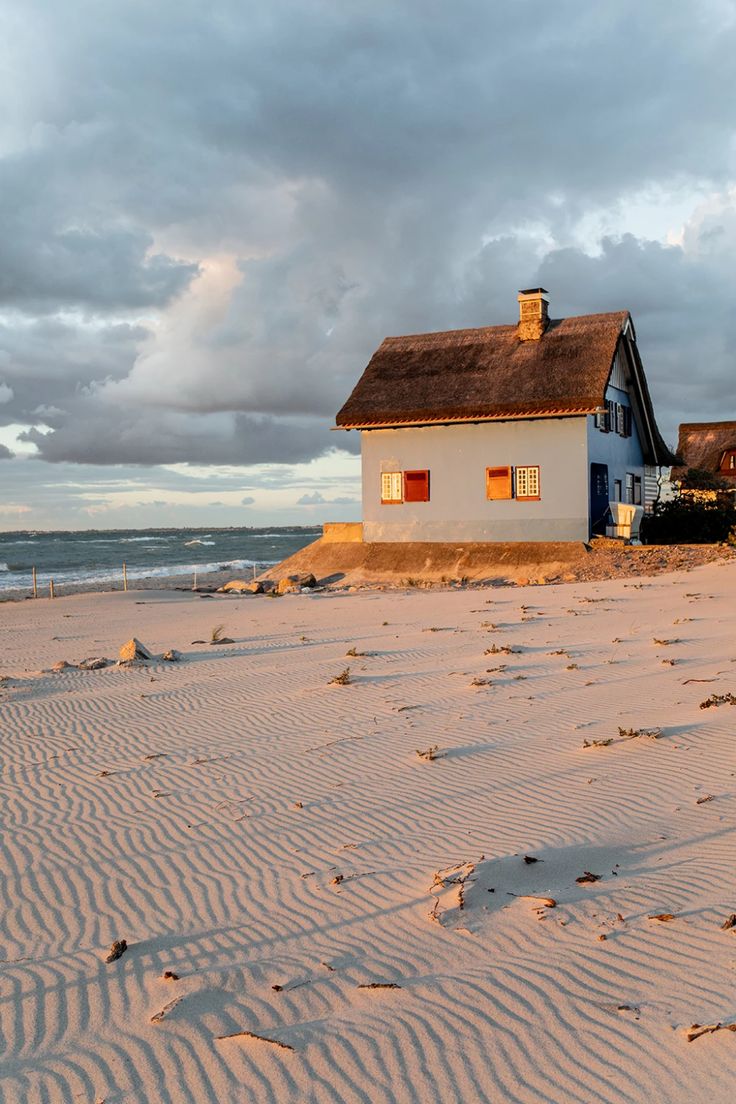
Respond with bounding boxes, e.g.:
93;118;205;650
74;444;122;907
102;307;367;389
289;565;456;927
1;0;735;530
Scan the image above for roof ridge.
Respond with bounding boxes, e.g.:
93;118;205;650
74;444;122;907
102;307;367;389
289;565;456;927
680;420;736;430
380;310;628;345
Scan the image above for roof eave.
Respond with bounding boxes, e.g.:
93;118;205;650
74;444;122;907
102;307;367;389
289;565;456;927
334;406;597;431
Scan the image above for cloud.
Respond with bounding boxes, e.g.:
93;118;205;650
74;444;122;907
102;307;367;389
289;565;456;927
240;496;255;506
296;490;358;506
0;0;734;520
0;443;14;459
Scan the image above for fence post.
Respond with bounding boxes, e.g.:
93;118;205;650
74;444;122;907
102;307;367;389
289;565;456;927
32;565;38;599
122;561;128;592
49;579;55;599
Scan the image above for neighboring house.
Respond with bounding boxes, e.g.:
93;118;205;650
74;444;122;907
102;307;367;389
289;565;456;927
335;289;675;542
672;422;736;488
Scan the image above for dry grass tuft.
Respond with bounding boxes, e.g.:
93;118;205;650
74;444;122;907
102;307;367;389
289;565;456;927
416;745;441;761
618;726;662;740
700;692;736;709
329;667;352;686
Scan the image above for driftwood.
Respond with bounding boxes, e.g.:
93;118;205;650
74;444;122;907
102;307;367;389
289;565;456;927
686;1021;736;1042
150;996;182;1023
215;1030;294;1050
507;893;557;908
357;982;402;989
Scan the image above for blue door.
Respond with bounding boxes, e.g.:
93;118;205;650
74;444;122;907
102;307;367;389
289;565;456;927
590;463;609;536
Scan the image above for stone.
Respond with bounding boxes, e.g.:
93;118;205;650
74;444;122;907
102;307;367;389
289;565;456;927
118;638;153;663
105;939;128;963
79;657;112;670
276;576;299;595
51;659;75;671
161;649;181;662
276;573;317;595
218;579;263;594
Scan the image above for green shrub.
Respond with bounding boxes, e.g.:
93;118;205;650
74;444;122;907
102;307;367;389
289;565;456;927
641;495;736;544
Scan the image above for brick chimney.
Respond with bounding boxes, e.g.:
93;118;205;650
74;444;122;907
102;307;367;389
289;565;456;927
517;288;549;341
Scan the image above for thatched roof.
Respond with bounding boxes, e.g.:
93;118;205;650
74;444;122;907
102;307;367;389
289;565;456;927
673;422;736;482
336;310;674;464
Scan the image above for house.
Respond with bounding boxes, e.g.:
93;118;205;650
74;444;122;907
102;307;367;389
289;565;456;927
335;289;675;542
672;422;736;488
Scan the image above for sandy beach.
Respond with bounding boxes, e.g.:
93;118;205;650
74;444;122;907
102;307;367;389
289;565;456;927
2;562;736;1103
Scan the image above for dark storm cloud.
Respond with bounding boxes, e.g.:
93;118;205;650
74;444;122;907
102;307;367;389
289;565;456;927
1;0;735;487
20;411;354;466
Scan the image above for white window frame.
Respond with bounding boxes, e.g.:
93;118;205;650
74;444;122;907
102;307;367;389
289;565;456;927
380;471;403;504
515;465;541;501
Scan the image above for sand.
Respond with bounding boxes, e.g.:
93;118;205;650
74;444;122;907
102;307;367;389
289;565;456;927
1;562;736;1103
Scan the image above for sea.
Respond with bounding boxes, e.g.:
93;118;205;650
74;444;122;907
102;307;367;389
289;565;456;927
0;527;321;597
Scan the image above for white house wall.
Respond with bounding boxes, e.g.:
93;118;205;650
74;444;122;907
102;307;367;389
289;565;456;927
361;419;590;542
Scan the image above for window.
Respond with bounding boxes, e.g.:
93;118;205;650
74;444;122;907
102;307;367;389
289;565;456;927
403;470;430;502
634;476;642;506
486;466;513;500
602;399;632;437
381;472;402;504
625;473;634;504
613;479;622;502
515;465;541;500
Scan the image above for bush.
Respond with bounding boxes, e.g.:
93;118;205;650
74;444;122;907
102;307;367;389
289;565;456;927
678;467;729;492
641;494;736;544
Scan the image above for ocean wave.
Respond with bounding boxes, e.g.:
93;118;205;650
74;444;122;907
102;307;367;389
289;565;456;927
0;563;8;572
184;539;216;546
0;557;278;592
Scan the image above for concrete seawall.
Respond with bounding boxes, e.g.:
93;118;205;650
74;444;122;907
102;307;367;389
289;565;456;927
264;536;589;586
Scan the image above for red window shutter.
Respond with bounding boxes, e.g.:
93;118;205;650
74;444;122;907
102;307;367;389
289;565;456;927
486;466;513;499
403;470;430;502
